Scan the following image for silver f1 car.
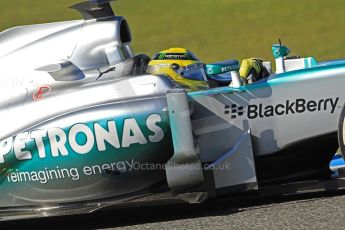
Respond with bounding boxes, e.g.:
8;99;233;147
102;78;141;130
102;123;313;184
1;0;345;221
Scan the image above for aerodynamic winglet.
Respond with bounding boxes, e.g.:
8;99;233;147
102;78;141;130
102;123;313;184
70;0;116;20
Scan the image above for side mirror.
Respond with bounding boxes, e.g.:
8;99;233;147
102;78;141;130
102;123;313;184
272;40;290;74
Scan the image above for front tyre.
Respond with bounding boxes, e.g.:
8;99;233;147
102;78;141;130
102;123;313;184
338;105;345;156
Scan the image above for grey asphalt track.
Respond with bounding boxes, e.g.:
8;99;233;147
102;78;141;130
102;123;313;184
2;191;345;230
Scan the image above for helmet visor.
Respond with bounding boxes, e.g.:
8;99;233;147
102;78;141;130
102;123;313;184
179;63;207;81
181;67;207;81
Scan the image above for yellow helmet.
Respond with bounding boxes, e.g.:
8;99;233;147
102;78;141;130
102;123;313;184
147;48;209;91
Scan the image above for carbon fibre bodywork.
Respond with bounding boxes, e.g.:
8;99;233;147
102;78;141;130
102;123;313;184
0;0;344;221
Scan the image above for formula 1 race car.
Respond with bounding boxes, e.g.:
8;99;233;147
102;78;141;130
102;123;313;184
2;0;345;221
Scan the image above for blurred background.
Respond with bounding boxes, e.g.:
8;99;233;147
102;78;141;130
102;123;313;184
1;0;345;63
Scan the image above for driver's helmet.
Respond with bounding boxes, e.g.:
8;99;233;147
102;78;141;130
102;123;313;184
147;48;209;91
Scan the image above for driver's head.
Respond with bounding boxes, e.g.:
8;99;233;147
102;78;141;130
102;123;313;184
147;48;209;91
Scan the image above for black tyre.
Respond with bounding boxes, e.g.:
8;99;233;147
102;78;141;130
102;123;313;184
338;105;345;155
